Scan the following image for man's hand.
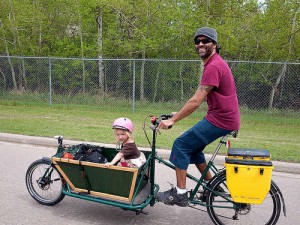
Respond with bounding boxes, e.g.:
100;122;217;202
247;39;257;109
157;118;175;131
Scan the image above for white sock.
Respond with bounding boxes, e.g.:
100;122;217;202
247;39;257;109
176;187;187;194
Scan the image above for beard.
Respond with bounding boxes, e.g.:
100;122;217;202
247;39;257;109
195;45;214;60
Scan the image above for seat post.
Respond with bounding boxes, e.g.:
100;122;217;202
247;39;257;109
209;135;227;163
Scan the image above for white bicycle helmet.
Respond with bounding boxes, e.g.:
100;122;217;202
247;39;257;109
112;117;134;133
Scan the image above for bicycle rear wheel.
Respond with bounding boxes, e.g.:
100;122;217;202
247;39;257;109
25;159;65;206
206;171;281;225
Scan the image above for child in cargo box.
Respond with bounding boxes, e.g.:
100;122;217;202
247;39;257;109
105;117;146;168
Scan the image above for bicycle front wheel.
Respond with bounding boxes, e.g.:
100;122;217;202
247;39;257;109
206;171;281;225
25;159;65;206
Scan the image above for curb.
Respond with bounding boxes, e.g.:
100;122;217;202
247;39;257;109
1;132;299;174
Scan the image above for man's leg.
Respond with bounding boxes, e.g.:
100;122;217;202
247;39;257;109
155;167;188;207
195;163;212;181
176;167;187;188
156;119;208;206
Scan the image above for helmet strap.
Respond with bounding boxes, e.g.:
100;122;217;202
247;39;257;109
116;142;122;152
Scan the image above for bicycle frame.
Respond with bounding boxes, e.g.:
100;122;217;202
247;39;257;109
146;114;234;205
26;115;286;223
153;129;232;207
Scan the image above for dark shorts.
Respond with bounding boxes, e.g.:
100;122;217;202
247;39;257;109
169;118;231;170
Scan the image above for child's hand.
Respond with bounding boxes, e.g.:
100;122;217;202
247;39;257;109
104;162;113;167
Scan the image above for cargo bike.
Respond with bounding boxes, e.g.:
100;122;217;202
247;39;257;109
25;114;286;225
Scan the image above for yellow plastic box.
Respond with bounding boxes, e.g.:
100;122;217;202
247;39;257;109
225;148;273;204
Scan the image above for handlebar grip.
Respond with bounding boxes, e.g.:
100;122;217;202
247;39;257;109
150;114;174;128
161;114;173;120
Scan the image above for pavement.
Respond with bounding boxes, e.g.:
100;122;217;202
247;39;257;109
1;132;299;174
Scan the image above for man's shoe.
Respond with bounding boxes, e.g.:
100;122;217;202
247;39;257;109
156;187;188;207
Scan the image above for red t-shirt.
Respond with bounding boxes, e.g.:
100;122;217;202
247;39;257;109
201;53;240;130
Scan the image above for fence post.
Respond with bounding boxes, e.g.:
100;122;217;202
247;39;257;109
49;58;52;106
132;60;136;113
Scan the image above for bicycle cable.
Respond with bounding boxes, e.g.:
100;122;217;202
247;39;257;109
142;115;152;147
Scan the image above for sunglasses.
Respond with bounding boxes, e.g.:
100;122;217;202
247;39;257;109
194;38;213;45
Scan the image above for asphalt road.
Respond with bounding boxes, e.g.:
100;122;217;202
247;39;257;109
0;141;299;225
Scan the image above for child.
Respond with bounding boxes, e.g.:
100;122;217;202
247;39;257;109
105;117;146;168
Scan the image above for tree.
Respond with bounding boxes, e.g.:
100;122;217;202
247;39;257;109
0;0;299;62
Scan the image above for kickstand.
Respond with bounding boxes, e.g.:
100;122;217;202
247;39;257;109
135;209;148;215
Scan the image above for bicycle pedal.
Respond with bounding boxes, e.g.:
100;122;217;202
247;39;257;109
187;190;204;201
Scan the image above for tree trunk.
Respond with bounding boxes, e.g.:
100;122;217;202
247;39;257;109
78;8;85;94
152;63;160;103
268;63;287;109
140;50;145;101
21;58;27;90
7;56;17;90
179;62;184;102
0;67;7;90
96;9;104;96
8;0;27;91
116;61;121;90
4;40;17;90
13;20;26;91
199;60;204;82
2;2;17;90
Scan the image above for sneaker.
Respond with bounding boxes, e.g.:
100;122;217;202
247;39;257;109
156;187;188;207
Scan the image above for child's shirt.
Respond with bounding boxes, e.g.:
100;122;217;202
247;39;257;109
121;142;140;159
119;142;146;168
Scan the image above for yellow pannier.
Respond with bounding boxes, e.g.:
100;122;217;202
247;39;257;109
225;148;273;204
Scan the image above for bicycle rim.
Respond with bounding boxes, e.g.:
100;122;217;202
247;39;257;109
25;159;65;206
206;172;281;225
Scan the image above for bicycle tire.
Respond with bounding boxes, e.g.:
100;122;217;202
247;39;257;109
206;171;281;225
25;159;65;206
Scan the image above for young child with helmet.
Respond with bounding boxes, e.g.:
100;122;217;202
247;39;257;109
105;117;146;168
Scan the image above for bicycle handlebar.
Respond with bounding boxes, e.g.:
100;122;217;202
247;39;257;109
150;114;173;129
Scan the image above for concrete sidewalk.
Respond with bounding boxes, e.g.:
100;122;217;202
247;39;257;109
1;132;299;174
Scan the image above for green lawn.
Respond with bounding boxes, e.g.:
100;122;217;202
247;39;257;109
0;100;299;163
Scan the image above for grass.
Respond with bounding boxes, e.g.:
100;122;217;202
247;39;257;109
0;100;299;163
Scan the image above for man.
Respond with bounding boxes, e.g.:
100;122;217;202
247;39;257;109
156;27;240;207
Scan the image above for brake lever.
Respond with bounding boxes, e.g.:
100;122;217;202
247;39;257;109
150;114;173;130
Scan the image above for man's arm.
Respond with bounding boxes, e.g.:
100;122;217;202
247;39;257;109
158;85;213;130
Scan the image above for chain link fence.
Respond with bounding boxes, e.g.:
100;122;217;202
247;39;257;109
0;56;299;111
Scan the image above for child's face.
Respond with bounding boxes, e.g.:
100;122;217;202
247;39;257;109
114;129;129;143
